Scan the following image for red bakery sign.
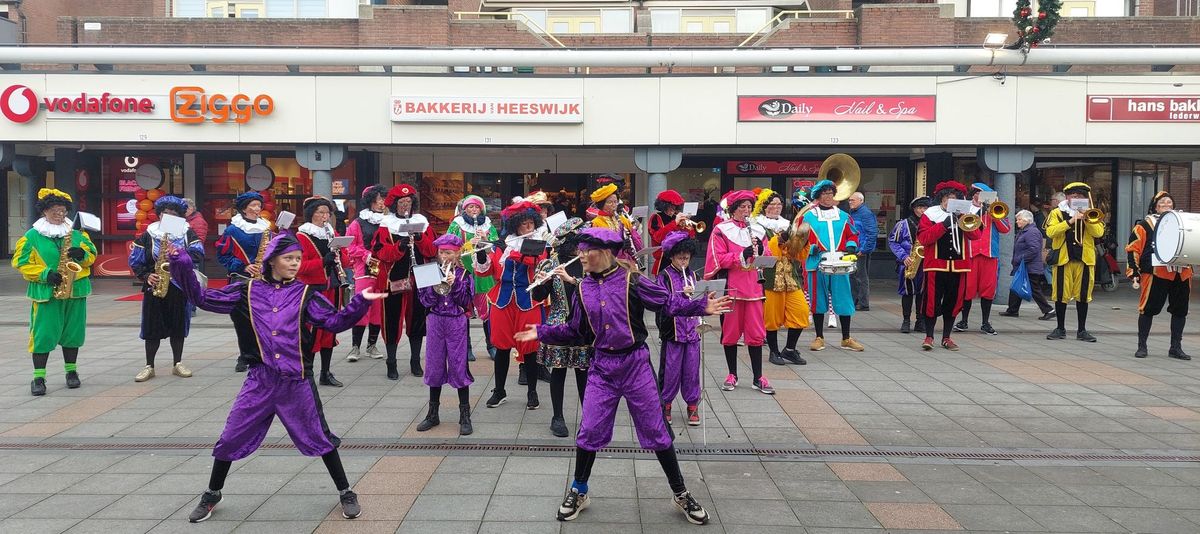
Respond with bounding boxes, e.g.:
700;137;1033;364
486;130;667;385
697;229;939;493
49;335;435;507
1087;95;1200;122
728;161;822;175
738;96;936;122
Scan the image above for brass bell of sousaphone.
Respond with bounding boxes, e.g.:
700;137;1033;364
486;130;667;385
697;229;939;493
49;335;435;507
816;153;862;202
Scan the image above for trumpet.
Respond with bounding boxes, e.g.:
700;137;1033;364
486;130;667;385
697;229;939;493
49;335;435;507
958;213;982;232
1085;208;1105;224
679;219;706;233
903;245;924;280
989;200;1009;220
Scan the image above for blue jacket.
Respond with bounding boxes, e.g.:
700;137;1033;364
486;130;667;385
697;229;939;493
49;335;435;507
849;205;878;253
1012;224;1045;275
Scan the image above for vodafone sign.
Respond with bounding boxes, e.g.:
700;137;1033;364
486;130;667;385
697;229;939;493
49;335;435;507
0;84;165;123
390;96;583;123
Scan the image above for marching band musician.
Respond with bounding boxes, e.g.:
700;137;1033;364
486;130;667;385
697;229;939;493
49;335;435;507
296;196;350;387
648;189;694;276
513;227;732;525
446;195;500;361
656;231;705;426
414;234;476;435
956;183;1011;336
130;195;204;383
753;188;810;366
588;183;644;262
371;184;438;379
1045;182;1105;343
1126;191;1192;360
526;190;556;242
478;200;548;410
215;191;271;373
889;196;930;334
13;188;97;396
799;180;865;353
343;185;388;362
917;181;982;351
706;190;774;394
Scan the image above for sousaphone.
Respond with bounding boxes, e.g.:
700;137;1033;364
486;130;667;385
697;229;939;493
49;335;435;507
816;153;861;202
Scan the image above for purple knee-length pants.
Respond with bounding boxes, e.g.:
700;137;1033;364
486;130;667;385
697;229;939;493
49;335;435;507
213;365;338;461
660;339;701;406
424;313;473;389
577;347;672;452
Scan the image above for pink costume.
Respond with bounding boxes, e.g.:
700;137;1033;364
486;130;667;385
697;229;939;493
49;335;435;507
345;210;385;327
704;216;770;347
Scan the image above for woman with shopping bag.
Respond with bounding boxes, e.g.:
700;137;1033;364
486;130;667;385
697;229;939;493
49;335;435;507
1000;210;1054;320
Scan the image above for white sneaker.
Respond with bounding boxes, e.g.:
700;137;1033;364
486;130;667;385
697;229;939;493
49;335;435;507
366;344;383;359
556;488;589;521
673;491;710;525
346;347;360;362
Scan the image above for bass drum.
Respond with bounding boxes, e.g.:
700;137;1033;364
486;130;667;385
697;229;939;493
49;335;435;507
1153;211;1200;266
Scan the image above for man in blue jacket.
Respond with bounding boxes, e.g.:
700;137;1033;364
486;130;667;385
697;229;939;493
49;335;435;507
847;192;877;311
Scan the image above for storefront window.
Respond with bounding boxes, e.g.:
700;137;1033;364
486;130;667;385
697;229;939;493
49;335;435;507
100;154;184;255
205;156;357;235
859;168;898;246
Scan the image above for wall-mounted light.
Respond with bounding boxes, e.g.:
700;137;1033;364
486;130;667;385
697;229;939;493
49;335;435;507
983;33;1008;49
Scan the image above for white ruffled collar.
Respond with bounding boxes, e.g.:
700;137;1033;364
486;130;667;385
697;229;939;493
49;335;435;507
298;222;334;240
753;215;789;234
231;214;269;234
453;214;493;233
716;219;753;247
33;218;73;238
358;208;388;225
383;213;429;236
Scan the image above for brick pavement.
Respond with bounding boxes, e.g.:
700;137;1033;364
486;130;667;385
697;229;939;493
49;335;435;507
0;275;1197;533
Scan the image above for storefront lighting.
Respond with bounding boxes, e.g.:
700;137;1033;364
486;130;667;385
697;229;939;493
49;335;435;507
769;66;788;73
452;66;471;73
984;33;1008;49
497;66;514;73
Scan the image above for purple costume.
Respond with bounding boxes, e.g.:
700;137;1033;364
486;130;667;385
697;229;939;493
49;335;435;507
538;261;707;452
656;264;702;407
417;265;475;389
889;216;924;296
170;249;370;461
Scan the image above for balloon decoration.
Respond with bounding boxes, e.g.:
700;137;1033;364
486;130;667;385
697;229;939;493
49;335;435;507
132;188;166;234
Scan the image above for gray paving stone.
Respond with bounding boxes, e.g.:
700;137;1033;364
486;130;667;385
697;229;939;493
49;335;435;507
1058;484;1161;508
420;472;500;495
912;480;1007;505
1129;485;1200;509
1097;506;1200;534
396;520;480;533
478;521;562;534
942;503;1045;531
0;517;81;534
560;523;644;534
62;519;160;534
987;482;1087;506
405;493;489;521
434;455;507;474
1019;505;1127;532
790;501;880;529
961;465;1044;484
0;473;86;494
712;498;799;526
146;520;239;534
483;495;563;522
167;494;272;522
228;520;321;534
494;473;568;496
93;493;196;520
504;456;572;475
844;480;933;503
244;494;336;521
14;493;122;519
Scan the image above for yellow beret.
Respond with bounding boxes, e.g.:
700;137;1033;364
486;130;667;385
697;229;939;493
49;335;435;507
590;183;618;203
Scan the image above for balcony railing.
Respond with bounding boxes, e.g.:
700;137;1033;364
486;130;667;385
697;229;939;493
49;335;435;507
738;9;855;47
455;12;568;47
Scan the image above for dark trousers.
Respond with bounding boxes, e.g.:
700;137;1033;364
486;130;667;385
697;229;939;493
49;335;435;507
1005;272;1053;315
850;254;871;308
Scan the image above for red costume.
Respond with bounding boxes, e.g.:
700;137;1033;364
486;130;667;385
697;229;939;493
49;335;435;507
648;189;695;276
296;229;349;351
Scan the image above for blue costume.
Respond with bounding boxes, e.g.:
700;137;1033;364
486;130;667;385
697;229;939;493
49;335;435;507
801;181;859;318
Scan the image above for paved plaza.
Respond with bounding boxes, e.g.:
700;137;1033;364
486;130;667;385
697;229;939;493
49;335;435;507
0;275;1198;533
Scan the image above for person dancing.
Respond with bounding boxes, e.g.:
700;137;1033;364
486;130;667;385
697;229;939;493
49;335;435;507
956;183;1011;335
1045;182;1105;342
297;196;350;387
648;189;694;276
13;188;97;396
414;234;477;435
753;188;810;366
917;181;981;351
889;196;931;334
372;184;438;379
343;185;387;362
447;195;499;361
1127;191;1191;360
514;227;732;525
798;181;864;352
215;191;271;373
130;195;205;382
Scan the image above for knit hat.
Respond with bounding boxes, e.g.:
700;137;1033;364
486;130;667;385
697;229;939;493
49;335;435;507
656;189;684;206
933;181;968;201
455;195;486;216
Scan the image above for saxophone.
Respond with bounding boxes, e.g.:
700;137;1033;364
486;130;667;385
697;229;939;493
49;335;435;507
52;232;83;300
251;229;271;280
904;245;925;280
151;233;173;298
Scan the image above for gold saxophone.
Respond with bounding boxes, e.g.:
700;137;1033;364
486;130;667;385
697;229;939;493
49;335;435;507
151;233;173;298
251;229;271;280
904;244;925;280
52;232;83;300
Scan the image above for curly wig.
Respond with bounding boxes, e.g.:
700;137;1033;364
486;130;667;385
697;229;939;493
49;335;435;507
303;196;337;223
35;189;74;214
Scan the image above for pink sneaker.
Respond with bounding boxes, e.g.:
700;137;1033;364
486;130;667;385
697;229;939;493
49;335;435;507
721;374;738;391
752;377;775;395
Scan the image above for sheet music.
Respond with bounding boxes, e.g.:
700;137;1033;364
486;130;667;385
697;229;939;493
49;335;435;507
631;206;649;219
546;211;568;233
328;236;353;249
1068;198;1091;211
77;212;102;232
413;262;444;289
752;255;778;268
977;191;998;204
683;202;699;216
275;211;296;231
947;199;974;215
159;214;189;237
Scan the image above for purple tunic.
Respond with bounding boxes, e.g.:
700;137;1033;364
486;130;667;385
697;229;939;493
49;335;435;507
170;253;370;460
538;266;707;452
656;266;702;406
417;265;475;389
889;218;924;296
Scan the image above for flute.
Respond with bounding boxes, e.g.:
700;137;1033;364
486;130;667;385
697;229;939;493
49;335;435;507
526;256;581;291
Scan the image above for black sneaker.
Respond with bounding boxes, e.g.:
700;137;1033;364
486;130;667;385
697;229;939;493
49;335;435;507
65;371;81;389
1134;346;1148;359
998;311;1019;318
234;360;249;373
781;348;807;365
486;388;507;408
550;416;568;438
517;366;528;386
340;490;361;519
900;320;911;333
953;321;968;332
1038;311;1056;321
1077;330;1097;343
768;351;788;366
188;490;222;523
527;391;540;410
673;491;710;525
1169;347;1192;361
30;377;46;396
557;488;589;521
980;323;997;336
1047;328;1066;340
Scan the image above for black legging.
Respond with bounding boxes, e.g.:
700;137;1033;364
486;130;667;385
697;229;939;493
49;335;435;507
351;324;380;348
574;446;685;495
723;345;765;383
925;271;963;340
208;450;349;493
550;367;588;419
145;336;185;367
813;314;852;341
493;349;538;395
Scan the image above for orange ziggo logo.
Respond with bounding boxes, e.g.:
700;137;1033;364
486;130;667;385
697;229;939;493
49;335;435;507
169;86;274;124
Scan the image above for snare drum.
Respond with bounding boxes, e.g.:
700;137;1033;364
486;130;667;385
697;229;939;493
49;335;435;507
1154;211;1200;266
819;260;857;275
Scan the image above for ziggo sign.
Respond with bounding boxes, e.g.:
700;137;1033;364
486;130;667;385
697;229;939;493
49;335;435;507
169;86;274;124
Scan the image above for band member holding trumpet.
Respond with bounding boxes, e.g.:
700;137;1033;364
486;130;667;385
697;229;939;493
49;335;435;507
649;189;697;276
130;195;204;383
890;196;930;334
656;231;705;425
917;181;982;351
414;234;477;435
956;183;1011;336
1126;191;1192;360
513;227;732;525
13;188;97;396
800;180;865;352
706;190;774;394
589;183;644;262
372;184;438;379
216;191;271;373
753;188;810;366
447;195;500;361
343;185;388;362
297;196;350;387
1045;182;1105;342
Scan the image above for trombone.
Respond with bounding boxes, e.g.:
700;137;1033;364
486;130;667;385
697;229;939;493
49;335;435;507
1084;208;1105;224
958;213;982;232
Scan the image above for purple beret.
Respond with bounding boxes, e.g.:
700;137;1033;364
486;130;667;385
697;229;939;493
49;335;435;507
433;233;464;250
660;231;689;256
263;232;301;262
576;227;624;251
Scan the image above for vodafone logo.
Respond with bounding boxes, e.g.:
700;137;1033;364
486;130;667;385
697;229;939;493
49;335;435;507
1;84;38;123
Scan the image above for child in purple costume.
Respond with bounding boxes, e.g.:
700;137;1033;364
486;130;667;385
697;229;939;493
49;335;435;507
655;231;704;427
174;233;386;524
415;233;476;435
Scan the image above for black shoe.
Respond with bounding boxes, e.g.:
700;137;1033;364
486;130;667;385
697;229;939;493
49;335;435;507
488;346;497;360
550;416;568;437
781;348;807;365
1169;347;1192;361
980;323;997;336
953;320;968;332
1047;328;1066;340
31;377;46;396
486;388;506;408
65;371;81;389
416;402;440;432
517;366;528;386
768;351;788;366
856;305;870;312
339;490;361;519
1135;346;1148;359
557;488;589;521
1077;330;1097;343
1038;311;1056;321
410;357;423;377
999;311;1019;318
234;360;248;373
900;320;911;333
673;491;710;525
385;359;399;381
188;490;222;523
320;372;343;387
914;318;926;332
459;404;473;436
527;390;540;410
538;365;552;383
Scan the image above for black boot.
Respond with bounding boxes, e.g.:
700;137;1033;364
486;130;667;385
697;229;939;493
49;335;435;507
416;402;440;431
31;377;46;396
320;371;343;387
517;365;528;386
458;403;473;436
234;354;249;373
65;371;81;389
410;338;424;377
900;319;911;334
914;316;926;333
1134;345;1148;359
1169;315;1191;360
385;358;399;381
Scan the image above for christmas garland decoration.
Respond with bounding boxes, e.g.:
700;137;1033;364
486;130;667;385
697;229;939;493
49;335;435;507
1012;0;1062;49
